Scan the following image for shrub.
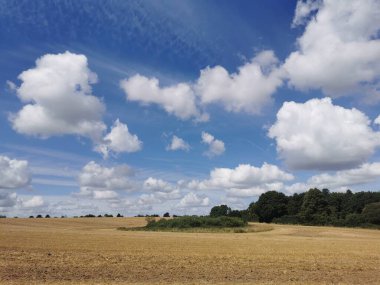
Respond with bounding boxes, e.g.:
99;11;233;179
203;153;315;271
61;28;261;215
163;212;170;217
36;214;42;218
145;216;247;229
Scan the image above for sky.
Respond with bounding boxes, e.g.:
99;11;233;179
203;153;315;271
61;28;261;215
1;0;380;217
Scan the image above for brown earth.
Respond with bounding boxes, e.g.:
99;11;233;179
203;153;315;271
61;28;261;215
0;217;379;284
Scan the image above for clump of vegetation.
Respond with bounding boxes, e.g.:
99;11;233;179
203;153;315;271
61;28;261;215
146;216;247;229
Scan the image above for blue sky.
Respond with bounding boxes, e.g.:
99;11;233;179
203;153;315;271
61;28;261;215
1;0;380;217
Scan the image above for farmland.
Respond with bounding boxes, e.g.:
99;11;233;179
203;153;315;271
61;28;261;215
0;217;379;284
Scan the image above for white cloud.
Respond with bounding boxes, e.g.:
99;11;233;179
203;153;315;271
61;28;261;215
77;161;134;197
285;0;380;97
0;155;31;189
141;177;182;202
10;51;106;140
196;50;283;114
269;98;380;170
143;177;174;192
120;50;284;120
93;190;118;200
96;119;142;158
21;196;44;208
201;131;225;157
188;163;293;198
292;0;321;27
120;75;207;122
375;115;380;125
178;192;209;208
166;135;190;151
307;162;380;189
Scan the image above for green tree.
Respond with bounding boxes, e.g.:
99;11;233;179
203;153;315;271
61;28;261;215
210;205;231;217
254;191;288;223
300;188;329;223
362;202;380;225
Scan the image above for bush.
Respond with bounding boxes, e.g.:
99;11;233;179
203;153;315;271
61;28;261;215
36;214;42;218
163;212;170;217
145;216;247;229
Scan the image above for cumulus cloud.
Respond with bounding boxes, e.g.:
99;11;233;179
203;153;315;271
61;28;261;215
201;131;225;157
10;51;106;140
93;190;118;200
285;0;380;97
375;115;380;125
166;135;190;151
269;98;380;170
188;163;293;197
120;75;207;122
307;162;380;190
96;119;142;158
21;196;45;208
142;177;182;202
292;0;321;27
178;192;209;208
196;50;284;114
143;177;174;192
77;161;134;198
0;155;31;189
120;50;284;120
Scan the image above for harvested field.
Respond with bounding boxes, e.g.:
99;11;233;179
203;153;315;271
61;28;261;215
0;218;379;284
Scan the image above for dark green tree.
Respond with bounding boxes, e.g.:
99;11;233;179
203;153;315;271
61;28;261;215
362;202;380;225
300;188;329;223
254;191;288;223
210;205;231;217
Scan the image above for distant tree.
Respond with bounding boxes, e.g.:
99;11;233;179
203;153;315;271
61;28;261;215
36;214;43;218
29;215;34;218
45;214;50;218
246;202;259;222
362;202;380;225
163;212;170;217
287;193;305;215
117;213;123;217
300;188;329;222
210;205;231;217
104;214;113;217
254;191;288;223
0;215;6;218
61;215;66;218
97;215;102;217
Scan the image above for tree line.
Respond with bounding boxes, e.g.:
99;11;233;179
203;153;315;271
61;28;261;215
210;189;380;228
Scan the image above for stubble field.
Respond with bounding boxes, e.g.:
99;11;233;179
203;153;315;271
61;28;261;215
0;217;379;284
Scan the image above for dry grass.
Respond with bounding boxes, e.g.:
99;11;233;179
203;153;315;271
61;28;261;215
0;217;379;284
